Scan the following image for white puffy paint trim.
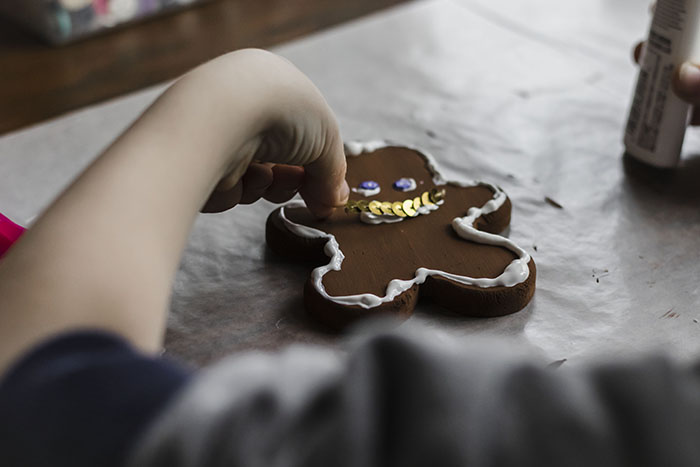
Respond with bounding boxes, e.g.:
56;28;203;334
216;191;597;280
277;141;531;309
352;186;381;197
359;212;404;224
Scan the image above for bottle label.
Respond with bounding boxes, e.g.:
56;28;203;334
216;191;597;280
625;0;690;160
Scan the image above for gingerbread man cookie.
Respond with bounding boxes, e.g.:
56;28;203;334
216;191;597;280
266;142;536;329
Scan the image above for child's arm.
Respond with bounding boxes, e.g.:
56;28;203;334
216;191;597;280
0;49;349;376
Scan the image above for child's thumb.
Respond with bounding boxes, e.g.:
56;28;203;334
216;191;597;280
674;62;700;105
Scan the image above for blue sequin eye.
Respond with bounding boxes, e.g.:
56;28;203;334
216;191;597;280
352;180;381;197
393;178;417;192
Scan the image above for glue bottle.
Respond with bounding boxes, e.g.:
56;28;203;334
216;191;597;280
624;0;700;168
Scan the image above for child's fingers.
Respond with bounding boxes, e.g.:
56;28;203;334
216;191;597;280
202;161;326;211
201;179;243;213
237;163;274;205
238;164;304;205
673;62;700;106
201;162;272;212
262;164;304;203
299;136;349;219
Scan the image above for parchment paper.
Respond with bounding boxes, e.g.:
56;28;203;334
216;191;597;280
1;0;699;367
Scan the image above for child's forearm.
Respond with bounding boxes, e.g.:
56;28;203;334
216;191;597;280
0;49;346;375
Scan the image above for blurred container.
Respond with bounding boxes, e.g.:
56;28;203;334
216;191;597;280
0;0;210;45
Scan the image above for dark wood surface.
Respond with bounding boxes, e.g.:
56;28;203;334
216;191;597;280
0;0;410;135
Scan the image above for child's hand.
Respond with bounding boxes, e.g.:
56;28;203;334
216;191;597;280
201;162;305;212
203;160;347;219
173;49;349;219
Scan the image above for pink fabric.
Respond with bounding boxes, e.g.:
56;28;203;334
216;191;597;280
0;213;25;258
93;0;109;15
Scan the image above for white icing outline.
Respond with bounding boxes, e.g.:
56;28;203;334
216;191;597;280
359;212;404;224
351;185;381;197
277;140;531;309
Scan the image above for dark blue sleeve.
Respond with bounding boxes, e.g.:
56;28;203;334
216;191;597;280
0;330;193;467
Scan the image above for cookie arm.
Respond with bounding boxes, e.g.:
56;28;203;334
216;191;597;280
473;192;512;234
266;207;331;265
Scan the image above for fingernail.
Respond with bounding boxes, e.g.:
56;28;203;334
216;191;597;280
679;62;700;93
337;180;350;205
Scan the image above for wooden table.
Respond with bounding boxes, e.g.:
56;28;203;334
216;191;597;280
0;0;410;135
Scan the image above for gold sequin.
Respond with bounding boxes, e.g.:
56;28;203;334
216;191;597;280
381;202;394;215
403;199;417;217
368;200;383;216
430;188;446;203
392;202;407;217
345;188;446;219
413;196;422;211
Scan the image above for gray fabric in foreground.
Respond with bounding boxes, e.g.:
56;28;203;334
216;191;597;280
128;325;700;467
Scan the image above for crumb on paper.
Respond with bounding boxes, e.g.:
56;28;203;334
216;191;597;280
533;245;538;252
660;309;679;319
426;130;437;138
544;196;563;209
548;359;567;369
592;268;609;282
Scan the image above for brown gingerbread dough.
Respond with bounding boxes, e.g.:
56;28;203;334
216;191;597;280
266;144;536;330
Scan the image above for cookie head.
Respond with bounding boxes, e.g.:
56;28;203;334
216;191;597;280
266;143;536;330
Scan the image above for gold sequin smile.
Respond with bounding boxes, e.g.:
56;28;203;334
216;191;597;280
345;188;446;218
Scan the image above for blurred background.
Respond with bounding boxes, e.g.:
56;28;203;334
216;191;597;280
0;0;411;135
